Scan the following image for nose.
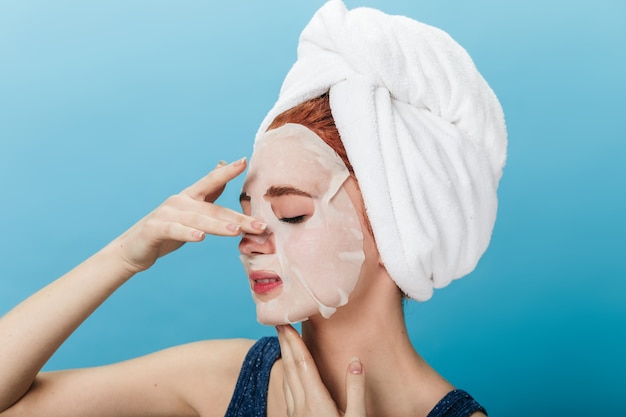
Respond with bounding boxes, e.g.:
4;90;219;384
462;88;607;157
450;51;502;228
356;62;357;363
238;229;275;256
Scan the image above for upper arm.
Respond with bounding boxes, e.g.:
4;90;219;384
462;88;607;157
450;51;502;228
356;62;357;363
1;339;255;417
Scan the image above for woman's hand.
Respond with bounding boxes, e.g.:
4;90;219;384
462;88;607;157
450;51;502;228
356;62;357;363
115;158;265;274
0;158;266;413
276;325;367;417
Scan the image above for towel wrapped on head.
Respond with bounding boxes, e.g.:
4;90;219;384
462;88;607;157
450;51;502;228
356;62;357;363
255;0;507;301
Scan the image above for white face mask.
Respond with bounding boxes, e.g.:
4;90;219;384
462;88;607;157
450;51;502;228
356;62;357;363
239;123;365;325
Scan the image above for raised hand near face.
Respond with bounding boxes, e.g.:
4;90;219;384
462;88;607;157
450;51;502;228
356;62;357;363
276;325;367;417
114;158;266;274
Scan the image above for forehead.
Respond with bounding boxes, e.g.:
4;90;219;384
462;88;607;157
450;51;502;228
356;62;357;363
244;124;346;195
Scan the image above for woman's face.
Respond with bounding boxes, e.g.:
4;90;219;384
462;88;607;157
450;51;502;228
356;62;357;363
238;123;365;325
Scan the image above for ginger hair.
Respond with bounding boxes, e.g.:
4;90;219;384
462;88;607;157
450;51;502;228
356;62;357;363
267;92;354;176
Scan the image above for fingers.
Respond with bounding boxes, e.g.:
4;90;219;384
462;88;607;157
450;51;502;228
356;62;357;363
277;325;337;415
184;157;247;203
344;358;366;417
174;158;266;236
283;376;295;417
276;325;308;404
159;195;264;237
277;325;367;417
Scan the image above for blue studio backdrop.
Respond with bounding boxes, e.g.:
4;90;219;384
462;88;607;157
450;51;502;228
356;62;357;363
1;1;624;415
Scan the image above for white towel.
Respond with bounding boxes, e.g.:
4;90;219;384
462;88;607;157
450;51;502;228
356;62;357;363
255;0;507;301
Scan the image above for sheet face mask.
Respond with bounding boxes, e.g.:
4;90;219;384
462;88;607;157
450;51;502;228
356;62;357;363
239;123;365;325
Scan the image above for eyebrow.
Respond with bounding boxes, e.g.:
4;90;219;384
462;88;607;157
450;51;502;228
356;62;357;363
264;186;312;198
239;186;313;202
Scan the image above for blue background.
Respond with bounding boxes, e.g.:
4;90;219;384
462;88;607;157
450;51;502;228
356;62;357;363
1;1;624;415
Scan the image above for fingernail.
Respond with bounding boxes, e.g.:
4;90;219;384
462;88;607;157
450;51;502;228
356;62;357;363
216;160;228;169
192;230;205;240
227;223;241;233
349;357;362;374
251;220;267;231
233;157;247;167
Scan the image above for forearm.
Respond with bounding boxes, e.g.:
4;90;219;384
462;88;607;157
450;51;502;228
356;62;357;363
0;160;261;415
0;240;135;412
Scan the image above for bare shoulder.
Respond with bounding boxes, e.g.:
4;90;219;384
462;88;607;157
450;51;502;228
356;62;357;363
100;338;257;416
1;338;256;417
174;337;256;371
162;338;257;416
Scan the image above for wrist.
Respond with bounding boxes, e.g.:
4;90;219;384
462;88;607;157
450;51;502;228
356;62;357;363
96;238;141;284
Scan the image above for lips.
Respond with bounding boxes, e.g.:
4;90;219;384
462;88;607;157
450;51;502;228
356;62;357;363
250;270;283;295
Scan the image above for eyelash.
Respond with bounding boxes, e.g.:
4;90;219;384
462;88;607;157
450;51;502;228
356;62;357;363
279;215;306;224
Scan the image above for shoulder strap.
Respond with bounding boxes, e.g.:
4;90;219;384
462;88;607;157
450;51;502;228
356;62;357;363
224;337;281;417
427;389;487;417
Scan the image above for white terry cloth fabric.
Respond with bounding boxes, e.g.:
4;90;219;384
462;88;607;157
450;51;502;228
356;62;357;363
255;0;507;301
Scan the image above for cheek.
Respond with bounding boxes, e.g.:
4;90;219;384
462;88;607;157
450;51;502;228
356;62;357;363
283;221;364;291
284;188;365;282
284;228;336;269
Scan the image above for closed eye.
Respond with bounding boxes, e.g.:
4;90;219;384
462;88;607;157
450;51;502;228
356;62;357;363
279;215;307;224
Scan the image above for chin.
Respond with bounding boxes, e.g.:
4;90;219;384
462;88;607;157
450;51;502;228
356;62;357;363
255;304;318;326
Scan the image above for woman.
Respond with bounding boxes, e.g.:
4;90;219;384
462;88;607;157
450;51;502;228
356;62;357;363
0;1;505;416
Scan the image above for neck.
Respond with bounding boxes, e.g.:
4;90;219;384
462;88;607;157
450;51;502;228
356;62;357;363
300;283;453;417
